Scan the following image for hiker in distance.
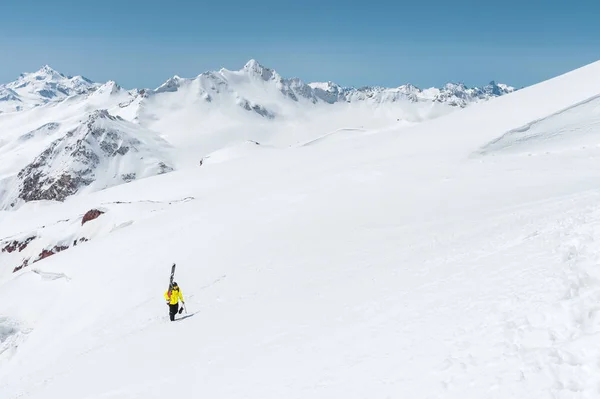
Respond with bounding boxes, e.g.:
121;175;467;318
164;282;185;321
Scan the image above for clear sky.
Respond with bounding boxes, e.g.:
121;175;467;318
1;0;598;89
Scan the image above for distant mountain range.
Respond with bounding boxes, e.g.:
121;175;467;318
0;60;515;209
0;60;514;114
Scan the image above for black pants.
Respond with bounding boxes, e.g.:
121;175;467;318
169;303;179;321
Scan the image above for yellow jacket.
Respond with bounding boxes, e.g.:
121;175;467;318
164;287;184;305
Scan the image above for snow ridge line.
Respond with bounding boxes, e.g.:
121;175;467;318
475;93;600;156
100;197;195;206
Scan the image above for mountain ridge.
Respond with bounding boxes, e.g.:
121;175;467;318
0;59;517;208
0;59;515;113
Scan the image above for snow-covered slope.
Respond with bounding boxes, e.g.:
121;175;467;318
478;93;600;155
0;60;513;206
116;59;515;168
0;110;173;209
1;60;600;399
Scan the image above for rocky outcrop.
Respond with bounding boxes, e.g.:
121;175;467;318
73;237;88;246
1;236;36;253
11;241;85;273
10;110;174;206
237;98;275;119
13;259;28;273
82;209;104;225
37;245;68;261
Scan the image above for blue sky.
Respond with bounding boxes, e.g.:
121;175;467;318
1;0;598;89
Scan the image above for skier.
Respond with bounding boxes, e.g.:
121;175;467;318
164;282;185;321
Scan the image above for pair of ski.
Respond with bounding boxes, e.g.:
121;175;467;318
168;263;187;315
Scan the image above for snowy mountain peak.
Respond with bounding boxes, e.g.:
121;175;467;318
87;108;120;122
97;80;121;95
482;81;515;96
443;82;467;91
155;75;184;93
140;60;516;123
309;81;343;91
0;66;98;113
37;64;64;77
242;59;278;81
399;83;420;92
243;59;263;71
14;65;66;82
0;60;516;116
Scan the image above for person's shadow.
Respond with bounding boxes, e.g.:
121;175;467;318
174;312;197;322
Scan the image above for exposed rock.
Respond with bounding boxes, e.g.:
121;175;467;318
2;241;17;253
11;237;91;273
37;249;55;261
34;245;68;263
158;162;173;174
19;169;94;202
10;110;174;206
1;236;36;253
237;98;275;119
13;243;69;273
82;209;104;225
13;259;28;273
251;104;275;119
2;241;16;253
18;236;36;252
73;237;89;246
121;173;136;183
